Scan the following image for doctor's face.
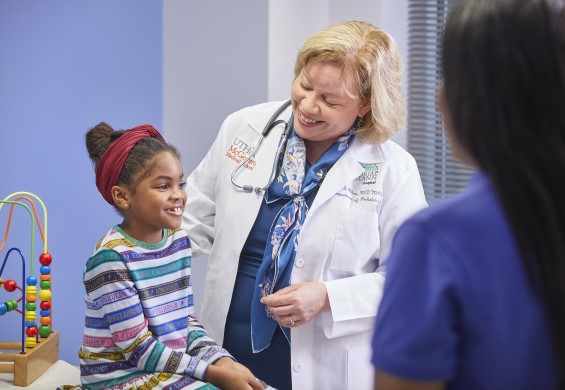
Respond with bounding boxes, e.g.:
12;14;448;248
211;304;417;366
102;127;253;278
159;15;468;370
291;61;370;149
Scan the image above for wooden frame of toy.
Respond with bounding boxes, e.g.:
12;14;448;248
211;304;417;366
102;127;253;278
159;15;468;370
0;192;58;387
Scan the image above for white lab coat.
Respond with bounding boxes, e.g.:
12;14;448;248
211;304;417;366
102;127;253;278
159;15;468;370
183;101;427;390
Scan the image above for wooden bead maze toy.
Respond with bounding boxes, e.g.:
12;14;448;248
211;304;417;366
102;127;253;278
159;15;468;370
0;192;59;386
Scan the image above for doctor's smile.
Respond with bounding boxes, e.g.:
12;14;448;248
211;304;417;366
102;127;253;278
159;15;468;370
297;111;320;125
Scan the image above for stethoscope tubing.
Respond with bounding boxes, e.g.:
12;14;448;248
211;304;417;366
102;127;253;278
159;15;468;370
230;100;293;194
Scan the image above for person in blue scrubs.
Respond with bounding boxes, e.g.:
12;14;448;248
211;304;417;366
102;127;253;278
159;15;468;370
371;0;565;388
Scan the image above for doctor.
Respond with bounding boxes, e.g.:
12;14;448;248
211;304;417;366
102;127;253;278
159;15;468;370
183;21;427;390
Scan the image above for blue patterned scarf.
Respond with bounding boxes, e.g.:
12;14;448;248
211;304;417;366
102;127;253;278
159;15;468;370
250;124;355;352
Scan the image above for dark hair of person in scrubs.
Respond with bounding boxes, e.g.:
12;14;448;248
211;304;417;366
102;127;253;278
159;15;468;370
442;0;565;386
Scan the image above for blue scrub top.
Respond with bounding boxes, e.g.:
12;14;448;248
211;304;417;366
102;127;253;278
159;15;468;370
372;172;556;389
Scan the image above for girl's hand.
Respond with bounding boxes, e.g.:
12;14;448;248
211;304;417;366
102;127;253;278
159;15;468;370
213;357;255;376
204;358;264;390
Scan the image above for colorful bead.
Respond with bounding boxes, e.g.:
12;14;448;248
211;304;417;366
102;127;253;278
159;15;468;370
25;337;37;348
40;309;50;317
26;285;37;295
26;276;37;286
26;302;37;311
40;274;51;281
26;294;36;302
39;252;52;265
40;316;51;326
40;266;51;275
39;280;51;289
4;279;17;292
0;303;6;315
6;300;17;311
26;326;38;337
25;310;36;321
38;325;51;338
25;321;36;327
40;301;51;310
38;289;51;301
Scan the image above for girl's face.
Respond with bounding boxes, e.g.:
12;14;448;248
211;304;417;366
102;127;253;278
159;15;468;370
291;61;370;150
120;151;187;244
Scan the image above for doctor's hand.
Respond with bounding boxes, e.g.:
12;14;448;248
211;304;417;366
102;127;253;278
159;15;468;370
260;282;330;328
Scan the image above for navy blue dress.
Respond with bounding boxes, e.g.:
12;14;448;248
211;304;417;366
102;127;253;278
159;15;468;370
223;196;291;390
223;185;317;390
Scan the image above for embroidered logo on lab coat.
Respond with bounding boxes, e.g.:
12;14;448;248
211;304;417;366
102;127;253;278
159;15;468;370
226;137;256;170
355;162;380;184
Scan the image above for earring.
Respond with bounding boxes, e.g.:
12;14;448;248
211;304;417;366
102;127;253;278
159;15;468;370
355;116;365;129
124;203;128;208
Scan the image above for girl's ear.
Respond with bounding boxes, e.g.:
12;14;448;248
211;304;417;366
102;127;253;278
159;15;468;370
111;185;130;210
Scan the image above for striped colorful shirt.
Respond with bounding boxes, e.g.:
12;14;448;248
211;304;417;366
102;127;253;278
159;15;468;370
79;226;231;390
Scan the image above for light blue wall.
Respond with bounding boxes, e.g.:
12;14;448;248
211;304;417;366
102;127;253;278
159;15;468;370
0;1;163;364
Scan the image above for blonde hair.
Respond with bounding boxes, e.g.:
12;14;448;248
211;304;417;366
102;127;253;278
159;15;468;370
294;21;404;144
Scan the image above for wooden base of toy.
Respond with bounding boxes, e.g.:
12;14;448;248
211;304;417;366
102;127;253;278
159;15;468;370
0;331;59;387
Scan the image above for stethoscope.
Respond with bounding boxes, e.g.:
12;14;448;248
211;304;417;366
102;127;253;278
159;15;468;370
230;99;293;194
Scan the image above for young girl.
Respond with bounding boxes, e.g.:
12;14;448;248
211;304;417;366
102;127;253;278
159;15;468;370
81;123;263;390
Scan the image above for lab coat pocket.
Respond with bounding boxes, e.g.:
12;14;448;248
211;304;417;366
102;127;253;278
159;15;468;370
347;343;373;389
330;209;380;272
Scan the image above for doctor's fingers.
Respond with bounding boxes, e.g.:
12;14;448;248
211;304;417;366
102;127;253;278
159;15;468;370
264;301;294;316
266;304;305;326
274;312;302;328
261;289;298;307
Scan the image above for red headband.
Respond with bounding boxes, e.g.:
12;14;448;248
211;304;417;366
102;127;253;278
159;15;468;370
95;124;163;205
